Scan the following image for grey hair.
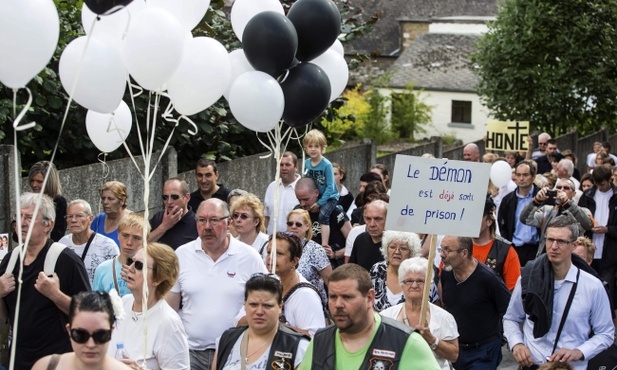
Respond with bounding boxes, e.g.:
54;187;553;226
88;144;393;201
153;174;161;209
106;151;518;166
67;199;93;215
554;178;575;191
380;230;421;259
538;132;551;141
398;257;430;284
20;192;55;226
546;213;579;240
559;159;574;177
227;188;249;202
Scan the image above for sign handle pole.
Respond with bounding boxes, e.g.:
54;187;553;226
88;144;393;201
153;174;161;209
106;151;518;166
420;234;437;325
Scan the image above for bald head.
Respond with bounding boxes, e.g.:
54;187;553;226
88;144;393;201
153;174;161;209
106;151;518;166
463;143;480;162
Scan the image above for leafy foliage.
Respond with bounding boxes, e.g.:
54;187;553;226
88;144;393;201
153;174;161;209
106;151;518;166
473;0;617;136
390;83;432;140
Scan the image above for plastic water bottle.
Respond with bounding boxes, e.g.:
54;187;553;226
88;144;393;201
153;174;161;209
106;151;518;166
114;342;129;360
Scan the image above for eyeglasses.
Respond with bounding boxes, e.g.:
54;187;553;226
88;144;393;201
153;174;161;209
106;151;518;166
437;247;463;254
388;245;410;253
538;142;547;146
196;216;229;226
65;214;87;220
286;221;304;228
126;258;153;271
402;279;425;286
232;213;254;220
162;194;181;201
555;186;571;190
545;237;573;247
69;328;112;344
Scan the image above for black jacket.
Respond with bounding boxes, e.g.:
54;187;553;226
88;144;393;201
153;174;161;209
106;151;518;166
577;184;617;263
498;186;540;244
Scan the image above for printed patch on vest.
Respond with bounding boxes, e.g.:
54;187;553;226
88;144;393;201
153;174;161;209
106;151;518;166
270;358;292;370
368;358;393;370
372;349;396;359
274;351;292;359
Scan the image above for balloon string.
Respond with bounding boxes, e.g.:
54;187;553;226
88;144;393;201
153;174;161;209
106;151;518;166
97;152;110;180
127;80;146;156
11;88;36;131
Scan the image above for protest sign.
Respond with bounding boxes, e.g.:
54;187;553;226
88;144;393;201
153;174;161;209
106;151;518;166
485;120;529;151
385;155;490;237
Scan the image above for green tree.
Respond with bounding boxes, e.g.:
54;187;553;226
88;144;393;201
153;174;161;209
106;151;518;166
473;0;617;136
356;88;394;144
390;83;432;140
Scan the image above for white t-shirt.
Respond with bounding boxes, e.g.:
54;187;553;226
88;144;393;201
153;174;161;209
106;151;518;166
109;296;190;370
172;237;267;350
238;232;269;253
215;331;309;370
344;224;366;257
593;188;614;258
264;176;300;235
283;273;326;336
59;232;119;284
380;302;459;370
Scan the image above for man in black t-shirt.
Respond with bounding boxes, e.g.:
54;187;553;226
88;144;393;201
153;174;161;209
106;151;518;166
188;159;231;211
0;193;90;369
349;200;387;271
295;178;351;267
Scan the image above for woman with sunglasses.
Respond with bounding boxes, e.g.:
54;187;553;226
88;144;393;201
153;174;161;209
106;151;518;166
213;274;309;369
110;242;189;369
230;194;269;253
266;232;326;337
380;257;459;370
286;209;331;304
32;291;130;370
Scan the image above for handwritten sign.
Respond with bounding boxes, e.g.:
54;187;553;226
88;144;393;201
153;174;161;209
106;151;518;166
385;155;490;237
485;120;529;151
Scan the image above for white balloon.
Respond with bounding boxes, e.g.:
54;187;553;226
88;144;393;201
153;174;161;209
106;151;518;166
0;0;59;88
330;39;344;56
490;160;513;188
81;0;146;45
230;0;284;41
168;37;232;116
86;101;132;153
148;0;211;32
224;49;255;100
229;71;283;132
310;50;349;102
59;36;127;113
122;8;185;91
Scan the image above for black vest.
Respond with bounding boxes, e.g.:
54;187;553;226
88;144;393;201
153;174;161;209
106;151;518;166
216;325;307;370
485;237;511;280
310;316;412;370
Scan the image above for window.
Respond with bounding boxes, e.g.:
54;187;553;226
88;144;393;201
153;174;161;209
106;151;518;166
451;100;472;124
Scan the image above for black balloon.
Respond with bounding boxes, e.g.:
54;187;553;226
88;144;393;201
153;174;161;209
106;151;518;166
84;0;133;15
281;63;331;127
243;12;298;78
287;0;341;61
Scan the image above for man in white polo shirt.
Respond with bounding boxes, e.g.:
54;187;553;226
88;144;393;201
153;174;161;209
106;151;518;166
166;198;267;370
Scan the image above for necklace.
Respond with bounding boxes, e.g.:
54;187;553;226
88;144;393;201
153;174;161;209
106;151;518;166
243;332;273;364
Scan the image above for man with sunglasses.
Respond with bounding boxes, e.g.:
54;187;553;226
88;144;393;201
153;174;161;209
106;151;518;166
168;198;267;370
520;178;593;258
0;193;90;369
529;132;551;160
148;177;198;250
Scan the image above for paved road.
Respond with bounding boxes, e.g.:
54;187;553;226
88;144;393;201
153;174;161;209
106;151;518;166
498;345;519;370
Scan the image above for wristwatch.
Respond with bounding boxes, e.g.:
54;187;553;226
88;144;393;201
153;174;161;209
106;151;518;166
430;337;439;351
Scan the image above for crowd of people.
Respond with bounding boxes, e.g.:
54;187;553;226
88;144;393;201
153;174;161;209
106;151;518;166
2;130;617;369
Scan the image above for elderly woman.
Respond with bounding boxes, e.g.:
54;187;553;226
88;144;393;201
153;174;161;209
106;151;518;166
286;209;331;303
370;230;422;312
91;181;131;247
380;257;459;370
111;242;189;369
230;194;269;252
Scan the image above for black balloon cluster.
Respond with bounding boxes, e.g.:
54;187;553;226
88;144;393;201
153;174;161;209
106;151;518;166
242;0;341;128
84;0;133;15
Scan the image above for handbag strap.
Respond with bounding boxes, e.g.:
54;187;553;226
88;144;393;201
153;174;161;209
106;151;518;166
552;268;580;354
112;257;120;292
80;232;97;261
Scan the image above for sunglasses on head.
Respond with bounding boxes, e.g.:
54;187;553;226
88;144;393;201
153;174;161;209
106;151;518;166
70;328;112;344
286;221;303;228
162;194;180;201
125;258;151;271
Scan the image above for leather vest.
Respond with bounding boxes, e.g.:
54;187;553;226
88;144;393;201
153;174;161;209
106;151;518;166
485;237;511;280
216;325;307;370
310;316;412;370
